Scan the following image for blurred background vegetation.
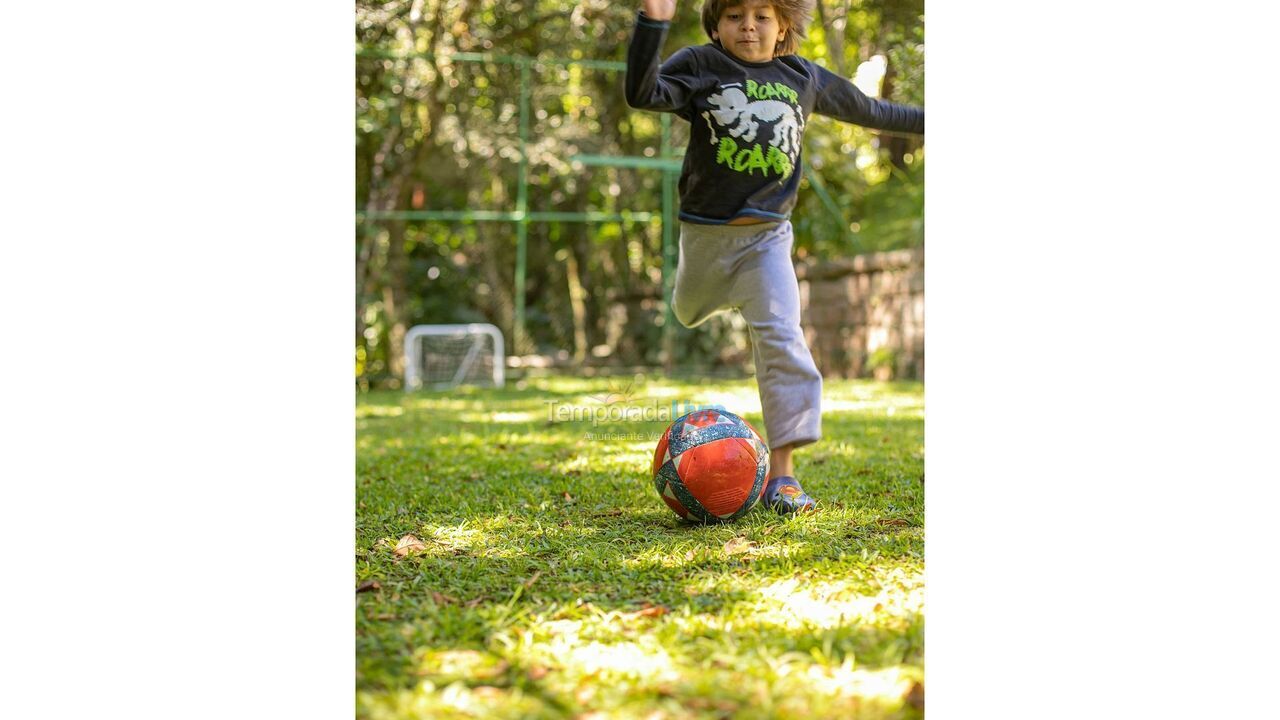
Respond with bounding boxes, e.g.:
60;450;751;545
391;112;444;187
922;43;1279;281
356;0;924;389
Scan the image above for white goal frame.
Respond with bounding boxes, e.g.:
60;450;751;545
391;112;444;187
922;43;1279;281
403;323;505;391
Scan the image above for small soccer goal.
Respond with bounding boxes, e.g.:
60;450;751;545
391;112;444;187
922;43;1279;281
403;323;505;391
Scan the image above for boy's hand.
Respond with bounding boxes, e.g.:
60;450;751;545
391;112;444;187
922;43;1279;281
640;0;676;21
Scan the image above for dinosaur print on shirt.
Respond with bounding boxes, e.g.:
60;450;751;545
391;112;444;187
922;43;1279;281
701;79;804;181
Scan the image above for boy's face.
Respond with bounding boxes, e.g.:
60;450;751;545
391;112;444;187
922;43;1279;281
713;1;786;63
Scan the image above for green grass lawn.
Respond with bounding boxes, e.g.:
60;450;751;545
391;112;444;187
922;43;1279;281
356;376;924;719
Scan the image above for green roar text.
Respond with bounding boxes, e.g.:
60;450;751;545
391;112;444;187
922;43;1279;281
745;79;798;104
715;138;794;179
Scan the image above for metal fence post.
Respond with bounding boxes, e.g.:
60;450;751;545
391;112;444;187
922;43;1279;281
514;57;531;355
660;113;676;370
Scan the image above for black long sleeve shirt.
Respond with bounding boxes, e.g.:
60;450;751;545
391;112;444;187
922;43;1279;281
625;12;924;224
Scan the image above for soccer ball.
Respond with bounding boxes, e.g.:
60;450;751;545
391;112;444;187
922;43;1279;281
652;408;770;523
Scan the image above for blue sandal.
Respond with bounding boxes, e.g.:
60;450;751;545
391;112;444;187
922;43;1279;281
764;476;817;514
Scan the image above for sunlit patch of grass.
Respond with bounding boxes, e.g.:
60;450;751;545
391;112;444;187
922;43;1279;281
358;377;924;719
456;410;540;424
751;572;924;630
357;404;406;419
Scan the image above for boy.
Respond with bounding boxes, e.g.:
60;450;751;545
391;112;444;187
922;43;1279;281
625;0;924;513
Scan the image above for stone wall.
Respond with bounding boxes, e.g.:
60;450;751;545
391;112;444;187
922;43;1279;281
796;247;924;381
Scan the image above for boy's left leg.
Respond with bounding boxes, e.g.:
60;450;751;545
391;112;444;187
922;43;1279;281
728;221;822;513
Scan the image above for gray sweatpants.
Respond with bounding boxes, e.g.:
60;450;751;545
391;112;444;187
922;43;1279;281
672;220;823;450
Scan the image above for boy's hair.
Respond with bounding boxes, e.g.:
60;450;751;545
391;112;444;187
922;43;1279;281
701;0;815;57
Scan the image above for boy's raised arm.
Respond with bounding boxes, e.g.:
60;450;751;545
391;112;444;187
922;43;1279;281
625;4;699;113
639;0;675;21
811;62;924;135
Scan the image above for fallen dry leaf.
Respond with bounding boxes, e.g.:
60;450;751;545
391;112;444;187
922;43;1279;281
524;570;543;588
723;536;755;555
877;518;910;528
527;665;549;680
394;534;427;557
631;604;668;618
430;591;459;606
356;580;381;593
905;681;925;710
684;549;696;561
688;698;739;713
562;491;574;502
472;686;505;699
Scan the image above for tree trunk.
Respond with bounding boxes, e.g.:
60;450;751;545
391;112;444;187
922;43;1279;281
478;237;516;351
815;0;846;76
382;221;409;382
879;65;914;171
568;225;599;360
564;249;588;364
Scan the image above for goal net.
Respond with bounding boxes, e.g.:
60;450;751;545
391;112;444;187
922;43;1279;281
404;324;505;390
